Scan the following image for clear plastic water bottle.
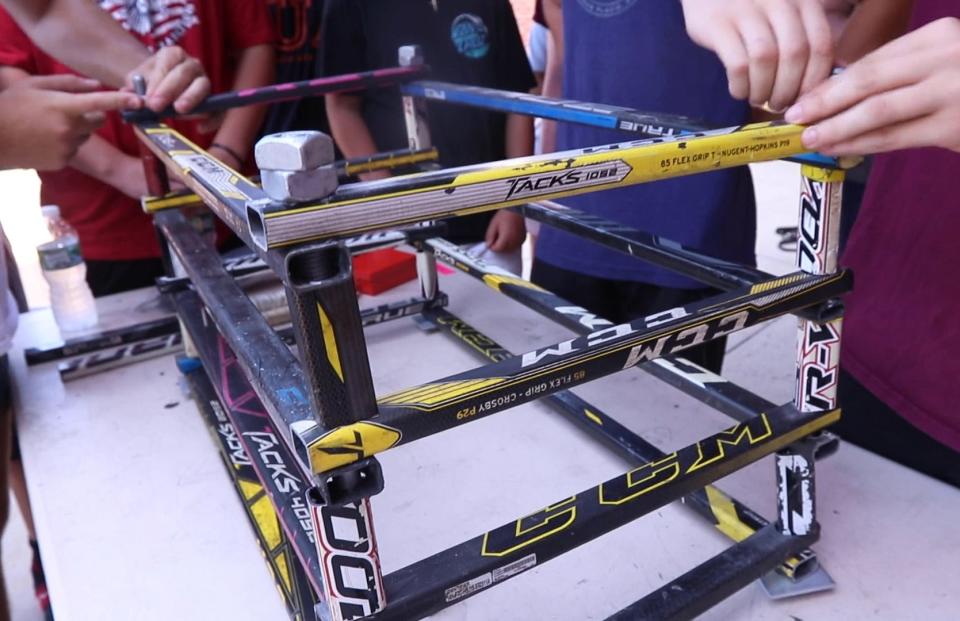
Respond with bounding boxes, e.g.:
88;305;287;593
37;205;98;334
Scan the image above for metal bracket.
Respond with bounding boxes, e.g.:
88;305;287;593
310;457;385;511
760;564;836;599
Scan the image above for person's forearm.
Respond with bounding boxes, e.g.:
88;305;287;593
324;93;388;180
505;112;533;158
540;22;563;154
543;0;564;62
209;45;274;167
2;0;149;87
69;134;131;186
325;93;380;157
835;0;914;64
68;134;117;182
489;110;530;251
68;133;147;198
324;95;390;181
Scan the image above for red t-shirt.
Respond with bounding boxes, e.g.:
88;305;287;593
840;0;960;451
0;1;274;261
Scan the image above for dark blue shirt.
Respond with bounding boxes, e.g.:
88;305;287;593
535;0;756;288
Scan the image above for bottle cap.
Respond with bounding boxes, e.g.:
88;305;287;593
41;205;61;219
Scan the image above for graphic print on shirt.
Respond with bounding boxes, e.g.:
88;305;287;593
99;0;199;49
268;0;318;55
451;13;490;59
576;0;638;18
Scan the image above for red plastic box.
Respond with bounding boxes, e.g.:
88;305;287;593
352;248;417;295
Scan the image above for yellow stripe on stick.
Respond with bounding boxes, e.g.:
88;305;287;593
584;409;603;426
251;495;282;550
317;303;343;382
141;192;205;213
379;378;506;407
705;486;755;542
275;551;293;595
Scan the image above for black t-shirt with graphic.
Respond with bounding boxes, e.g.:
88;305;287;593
319;0;535;240
262;0;329;135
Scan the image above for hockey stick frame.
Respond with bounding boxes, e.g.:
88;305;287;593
423;308;820;582
140;57;856;618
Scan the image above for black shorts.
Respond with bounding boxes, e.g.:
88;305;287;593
85;258;166;298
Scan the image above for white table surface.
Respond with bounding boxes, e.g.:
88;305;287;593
12;269;960;621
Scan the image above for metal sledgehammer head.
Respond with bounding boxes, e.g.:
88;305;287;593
256;130;339;202
255;131;335;172
261;167;339;203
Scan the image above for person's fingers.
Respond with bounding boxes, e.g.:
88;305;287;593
766;0;809;111
117;84;145;109
735;9;779;106
146;54;208;113
488;211;525;252
801;83;936;150
814;114;946;156
787;20;954;123
708;21;752;100
141;46;183;90
796;0;835;96
173;73;211;114
138;46;181;109
786;46;936;124
63;90;141;114
147;57;205;112
27;74;101;94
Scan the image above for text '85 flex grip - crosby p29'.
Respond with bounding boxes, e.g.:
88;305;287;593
130;50;854;620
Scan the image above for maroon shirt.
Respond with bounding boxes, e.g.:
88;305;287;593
840;0;960;451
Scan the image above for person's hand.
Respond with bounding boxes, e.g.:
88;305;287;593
0;75;139;171
785;17;960;155
681;0;854;111
485;210;526;253
126;46;210;114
